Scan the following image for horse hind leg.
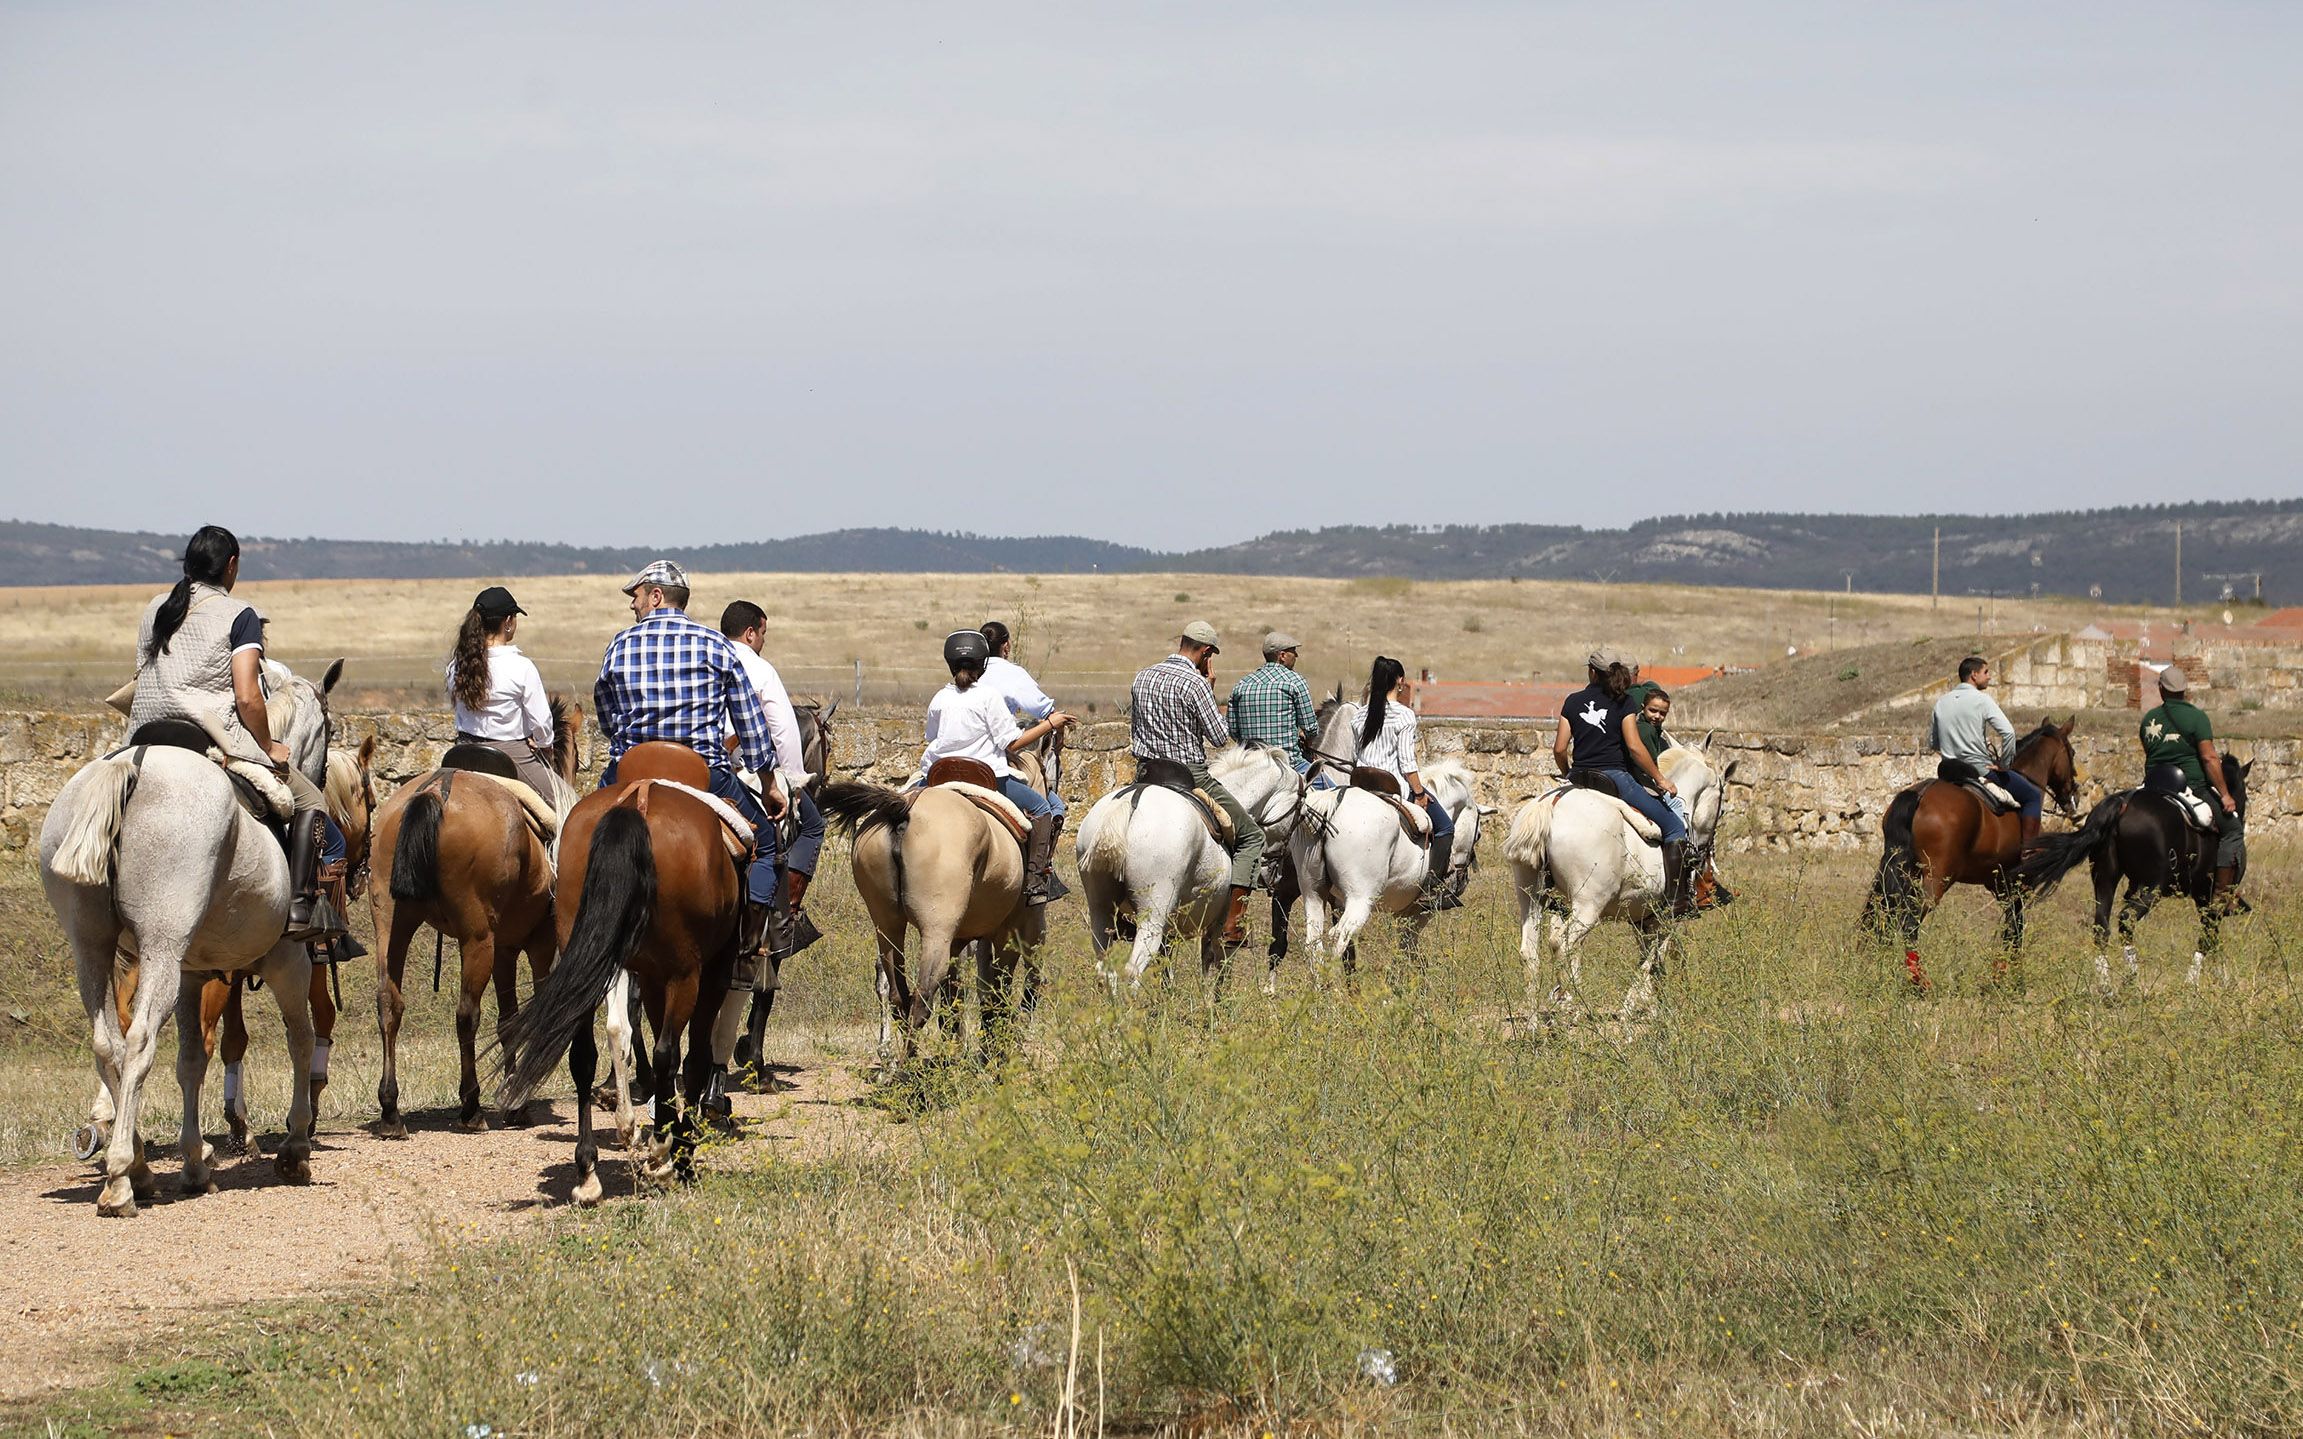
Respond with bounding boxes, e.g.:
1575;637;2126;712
260;943;318;1182
569;1019;605;1207
453;934;496;1132
95;949;179;1216
173;981;217;1196
602;970;639;1151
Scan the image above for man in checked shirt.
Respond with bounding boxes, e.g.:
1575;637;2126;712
594;559;790;960
1131;620;1265;948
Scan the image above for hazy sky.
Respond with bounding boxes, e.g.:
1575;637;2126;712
1;2;2297;552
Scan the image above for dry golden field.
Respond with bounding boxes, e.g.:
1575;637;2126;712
0;570;2180;713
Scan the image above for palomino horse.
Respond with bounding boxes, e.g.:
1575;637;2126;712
2015;755;2250;993
201;736;377;1151
1075;743;1304;986
1505;742;1736;1019
1284;758;1481;980
820;776;1044;1065
42;658;344;1214
499;742;749;1203
1861;719;2083;991
370;700;582;1135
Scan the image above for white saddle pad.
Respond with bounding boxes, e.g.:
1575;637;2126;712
456;769;561;840
1979;780;2017;810
2173;791;2217;831
934;780;1032;834
1547;783;1664;843
221;758;297;822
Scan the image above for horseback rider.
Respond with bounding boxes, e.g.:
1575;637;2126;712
1227;632;1328;786
445;586;562;799
1348;655;1459;905
979;619;1068;823
1925;656;2044;847
593;560;788;957
1130;621;1265;946
919;630;1075;904
1552;647;1697;918
2140;664;2246;910
720;600;827;954
127;525;347;945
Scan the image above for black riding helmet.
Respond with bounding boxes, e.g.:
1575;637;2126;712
943;629;991;674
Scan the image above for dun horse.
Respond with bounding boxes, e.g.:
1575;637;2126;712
1861;719;2083;991
370;700;581;1135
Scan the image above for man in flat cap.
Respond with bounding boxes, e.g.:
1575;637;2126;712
2140;664;2248;909
1226;631;1324;785
1130;621;1265;946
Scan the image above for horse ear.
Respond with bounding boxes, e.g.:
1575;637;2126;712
355;734;376;771
2242;760;2254;778
824;697;841;721
2063;715;2077;735
322;657;345;694
1722;760;1740;782
1701;728;1716;751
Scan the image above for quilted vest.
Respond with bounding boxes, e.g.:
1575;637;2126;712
128;582;267;763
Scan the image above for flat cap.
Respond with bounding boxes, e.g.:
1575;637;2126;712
1586;645;1633;671
2157;664;2190;692
1262;631;1300;656
621;559;689;596
1181;619;1222;652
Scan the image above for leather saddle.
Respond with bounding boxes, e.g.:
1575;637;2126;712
441;743;520;782
1346;779;1430;846
608;742;753;859
1934;758;2018;814
912;757;1030;845
121;719;293;822
2142;767;2218;831
1128;757;1234;847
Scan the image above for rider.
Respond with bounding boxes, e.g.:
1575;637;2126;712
2139;664;2246;909
446;585;562;799
1924;655;2043;847
919;630;1076;904
1227;632;1326;785
720;600;826;954
127;525;346;945
1351;655;1458;906
1130;621;1264;946
593;560;788;956
1552;647;1696;918
979;619;1069;827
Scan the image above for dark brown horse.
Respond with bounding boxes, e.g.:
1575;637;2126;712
497;741;750;1204
1861;719;2084;990
369;700;582;1135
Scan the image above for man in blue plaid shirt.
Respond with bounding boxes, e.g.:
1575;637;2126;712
595;559;788;955
1131;620;1265;947
1226;631;1328;786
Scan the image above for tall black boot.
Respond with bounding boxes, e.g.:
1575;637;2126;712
284;812;345;943
785;868;823;955
1660;839;1698;920
1024;814;1063;906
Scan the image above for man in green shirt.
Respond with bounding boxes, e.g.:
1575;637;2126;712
2139;665;2245;905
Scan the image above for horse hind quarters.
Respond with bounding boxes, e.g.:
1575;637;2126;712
48;756;139;887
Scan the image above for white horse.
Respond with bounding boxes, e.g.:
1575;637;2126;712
41;664;338;1215
1075;744;1304;985
1504;742;1736;1019
1284;758;1483;979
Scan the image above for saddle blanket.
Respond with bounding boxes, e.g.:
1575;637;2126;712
1119;781;1233;846
2159;788;2218;831
634;779;755;859
455;770;562;841
912;780;1031;844
1959;778;2019;814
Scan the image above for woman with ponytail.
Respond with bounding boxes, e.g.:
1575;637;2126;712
127;525;345;943
1349;654;1456;901
444;586;558;797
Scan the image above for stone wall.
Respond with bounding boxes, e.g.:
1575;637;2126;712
5;708;2299;858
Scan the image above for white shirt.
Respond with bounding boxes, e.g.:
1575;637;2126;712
448;643;553;747
919;682;1022;782
980;654;1055;723
1349;699;1423;789
732;643;810;788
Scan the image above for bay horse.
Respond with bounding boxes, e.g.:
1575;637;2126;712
369;700;582;1136
819;776;1044;1067
1860;719;2084;991
498;742;750;1204
2014;755;2250;993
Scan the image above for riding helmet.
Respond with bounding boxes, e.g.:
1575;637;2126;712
943;629;991;673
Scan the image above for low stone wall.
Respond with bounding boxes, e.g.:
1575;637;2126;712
4;708;2299;856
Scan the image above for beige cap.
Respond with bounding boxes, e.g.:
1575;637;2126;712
2157;664;2190;692
1586;645;1632;671
1181;620;1221;652
1262;631;1300;657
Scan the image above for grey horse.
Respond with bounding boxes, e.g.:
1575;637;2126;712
40;662;338;1216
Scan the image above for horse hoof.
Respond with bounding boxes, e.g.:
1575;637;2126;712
97;1193;139;1219
375;1118;409;1141
179;1173;217;1198
455;1114;490;1135
572;1173;604;1208
275;1153;312;1186
73;1125;107;1163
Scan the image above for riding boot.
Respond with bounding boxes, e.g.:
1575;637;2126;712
284;811;345;943
1024;814;1062;906
1219;885;1252;949
313;859;368;960
700;1064;732;1121
737;897;773;961
2019;814;2042;851
1660;839;1698;920
785;868;823;955
2213;864;2247;915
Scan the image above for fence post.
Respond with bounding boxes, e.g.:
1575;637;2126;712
853;659;863;708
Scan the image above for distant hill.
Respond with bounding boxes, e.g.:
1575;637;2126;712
5;500;2297;602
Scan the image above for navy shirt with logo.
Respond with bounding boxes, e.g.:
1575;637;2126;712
1563;683;1629;772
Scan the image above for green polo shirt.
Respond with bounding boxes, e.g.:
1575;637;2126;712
1624;680;1673;765
2140;699;2214;794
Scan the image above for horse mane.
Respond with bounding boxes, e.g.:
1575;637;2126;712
1205;742;1262;781
1420;757;1472;792
545;695;584;785
323;749;365;829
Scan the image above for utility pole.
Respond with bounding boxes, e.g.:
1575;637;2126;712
1931;527;1940;610
2174;520;2183;607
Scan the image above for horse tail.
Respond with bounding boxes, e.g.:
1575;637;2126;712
819;779;910;920
1861;785;1925;936
497;805;655;1109
2013;792;2127;899
49;755;138;887
388;789;444;904
1083;793;1137;875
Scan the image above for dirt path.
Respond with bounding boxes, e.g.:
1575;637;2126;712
0;1058;886;1403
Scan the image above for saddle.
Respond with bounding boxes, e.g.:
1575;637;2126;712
1337;782;1430;845
412;761;561;843
607;742;753;859
1934;758;2017;814
911;759;1030;845
1351;766;1401;797
121;719;294;822
2142;767;2218;831
1531;779;1664;845
441;743;519;781
1126;756;1233;847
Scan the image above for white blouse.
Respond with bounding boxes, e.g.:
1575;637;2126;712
1350;698;1422;788
918;682;1022;782
448;644;553;747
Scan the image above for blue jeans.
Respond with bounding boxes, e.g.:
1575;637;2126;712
600;757;781;906
785;787;825;879
321;814;346;866
1991;767;2043;820
1289;754;1337;790
1596;769;1688;844
1416;790;1456;851
999;775;1054;819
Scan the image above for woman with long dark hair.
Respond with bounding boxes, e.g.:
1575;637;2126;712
1551;646;1694;917
1350;655;1456;901
444;585;559;797
918;630;1075;903
127;525;345;942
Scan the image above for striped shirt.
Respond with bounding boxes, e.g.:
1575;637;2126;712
1129;655;1228;767
594;607;775;774
1226;662;1317;763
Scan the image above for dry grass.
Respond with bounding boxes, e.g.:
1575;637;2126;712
0;572;2173;714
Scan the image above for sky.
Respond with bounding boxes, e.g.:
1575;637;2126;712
0;2;2297;553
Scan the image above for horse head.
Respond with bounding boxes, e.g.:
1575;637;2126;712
326;734;379;897
796;699;837;792
2015;717;2083;820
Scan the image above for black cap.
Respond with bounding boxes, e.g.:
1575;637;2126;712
474;585;526;620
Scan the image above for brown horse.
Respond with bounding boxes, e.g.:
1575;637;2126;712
818;778;1044;1067
369;701;582;1135
1861;718;2084;990
498;741;750;1204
